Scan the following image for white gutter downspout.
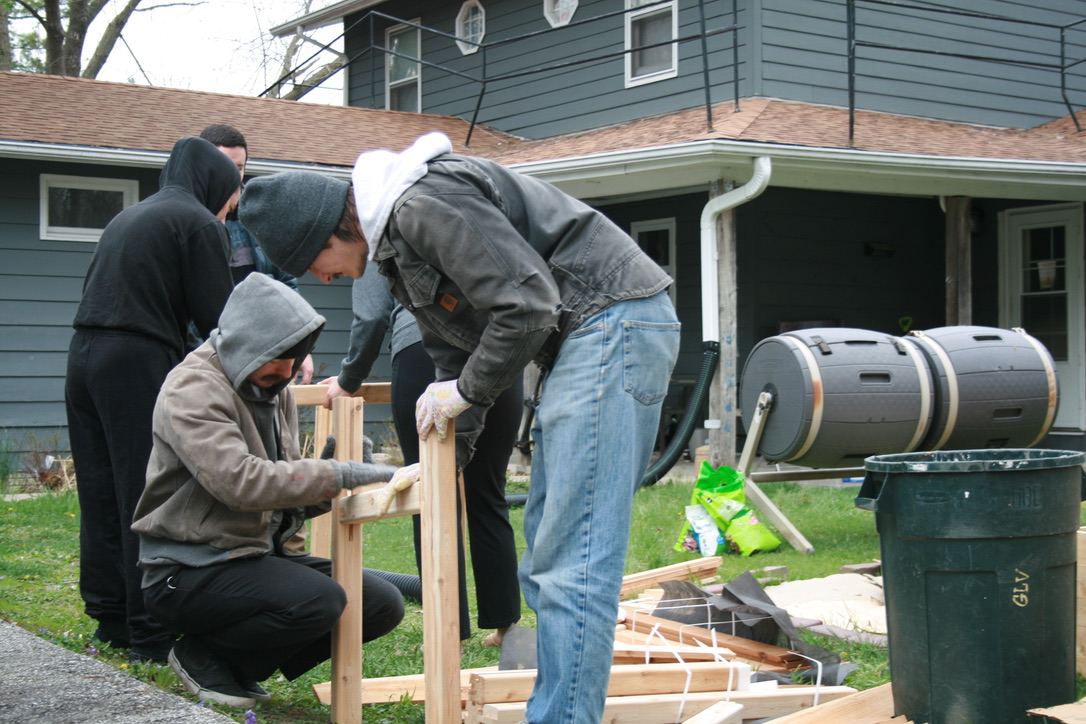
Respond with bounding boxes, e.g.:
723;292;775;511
700;156;773;343
697;156;772;463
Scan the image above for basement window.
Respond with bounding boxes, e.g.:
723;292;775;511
40;174;138;242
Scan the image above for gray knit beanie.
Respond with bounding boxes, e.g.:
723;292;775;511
239;171;351;278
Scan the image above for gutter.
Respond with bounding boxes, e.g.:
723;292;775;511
0;141;352;179
641;156;772;486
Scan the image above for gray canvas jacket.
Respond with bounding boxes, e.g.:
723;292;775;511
371;154;673;457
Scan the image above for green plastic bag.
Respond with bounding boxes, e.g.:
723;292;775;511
674;461;781;557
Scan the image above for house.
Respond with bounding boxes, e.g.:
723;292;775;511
265;0;1086;462
0;70;517;460
2;0;1085;471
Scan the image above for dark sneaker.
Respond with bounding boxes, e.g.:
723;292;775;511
130;638;174;664
238;679;271;703
168;638;256;708
93;619;131;649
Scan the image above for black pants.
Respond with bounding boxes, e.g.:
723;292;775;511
65;329;177;651
391;341;522;640
144;555;404;681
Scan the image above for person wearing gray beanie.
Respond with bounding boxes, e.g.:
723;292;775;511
239;171;350;278
240;131;680;724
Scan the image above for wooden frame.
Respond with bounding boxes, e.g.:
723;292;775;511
293;383;461;724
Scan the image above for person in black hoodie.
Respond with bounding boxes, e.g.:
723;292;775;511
65;136;240;663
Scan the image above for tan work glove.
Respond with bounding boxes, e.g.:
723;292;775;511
373;463;422;516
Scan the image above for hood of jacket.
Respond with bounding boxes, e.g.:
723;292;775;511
352;131;451;258
159;136;241;216
210;273;325;400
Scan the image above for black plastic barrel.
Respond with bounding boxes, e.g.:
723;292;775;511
856;449;1085;724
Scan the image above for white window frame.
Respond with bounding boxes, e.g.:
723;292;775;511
39;174;138;243
544;0;578;27
624;0;678;88
385;21;421;112
456;1;485;55
631;218;677;304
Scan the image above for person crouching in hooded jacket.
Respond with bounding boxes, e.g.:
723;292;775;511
132;273;418;708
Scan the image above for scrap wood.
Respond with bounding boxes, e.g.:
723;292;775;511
619;605;807;669
311;665;497;705
1030;697;1086;722
681;700;744;724
613;627;736;662
473;685;858;724
466;661;752;712
621;557;724;600
763;682;894;723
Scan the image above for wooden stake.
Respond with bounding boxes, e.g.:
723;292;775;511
330;396;366;724
420;423;461;724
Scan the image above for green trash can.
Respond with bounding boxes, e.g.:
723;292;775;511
856;448;1085;724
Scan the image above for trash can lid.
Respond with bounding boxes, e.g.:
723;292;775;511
864;448;1085;473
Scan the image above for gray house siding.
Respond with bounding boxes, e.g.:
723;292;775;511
0;158;377;458
344;0;746;139
344;0;1086;138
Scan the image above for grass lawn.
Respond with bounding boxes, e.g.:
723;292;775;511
2;472;1081;723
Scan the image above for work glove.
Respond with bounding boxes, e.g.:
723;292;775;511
373;463;422;516
416;379;471;442
319;435;336;459
333;461;399;493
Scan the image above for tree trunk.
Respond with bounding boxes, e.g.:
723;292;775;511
0;5;13;72
43;0;66;75
82;0;141;78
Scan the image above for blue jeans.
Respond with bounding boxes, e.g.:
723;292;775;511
520;292;680;723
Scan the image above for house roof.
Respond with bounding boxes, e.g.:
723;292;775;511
488;98;1086;166
4;70;1086;201
0;71;517;172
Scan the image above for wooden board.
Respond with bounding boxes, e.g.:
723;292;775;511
474;685;858;724
766;682;894;723
311;666;498;705
292;381;392;407
620;557;724;600
619;605;807;669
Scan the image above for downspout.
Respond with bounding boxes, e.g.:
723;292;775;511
641;156;773;485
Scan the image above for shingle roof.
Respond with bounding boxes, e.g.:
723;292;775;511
4;70;1086;169
0;71;519;166
487;98;1086;166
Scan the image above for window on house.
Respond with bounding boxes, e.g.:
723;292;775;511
544;0;577;27
39;174;138;242
456;1;485;55
625;0;677;87
386;22;421;112
631;218;676;303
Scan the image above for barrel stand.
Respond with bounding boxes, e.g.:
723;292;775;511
736;390;867;554
294;384;461;724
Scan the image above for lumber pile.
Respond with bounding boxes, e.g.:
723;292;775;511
327;561;875;721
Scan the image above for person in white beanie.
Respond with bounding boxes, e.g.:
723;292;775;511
240;133;680;724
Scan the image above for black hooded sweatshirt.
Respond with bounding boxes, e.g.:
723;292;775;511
73;136;239;358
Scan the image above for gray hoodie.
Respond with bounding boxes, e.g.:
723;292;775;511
132;275;393;580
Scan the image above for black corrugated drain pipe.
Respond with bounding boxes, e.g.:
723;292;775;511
640;340;720;487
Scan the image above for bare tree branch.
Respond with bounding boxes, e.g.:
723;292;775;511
81;0;140;78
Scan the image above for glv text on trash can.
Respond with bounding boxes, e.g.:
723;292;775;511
856;448;1085;724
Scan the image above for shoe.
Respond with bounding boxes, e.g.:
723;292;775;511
238;679;272;703
168;638;256;708
130;638;174;664
93;619;131;649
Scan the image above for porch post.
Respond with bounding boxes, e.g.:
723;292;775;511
707;180;738;468
944;196;973;325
